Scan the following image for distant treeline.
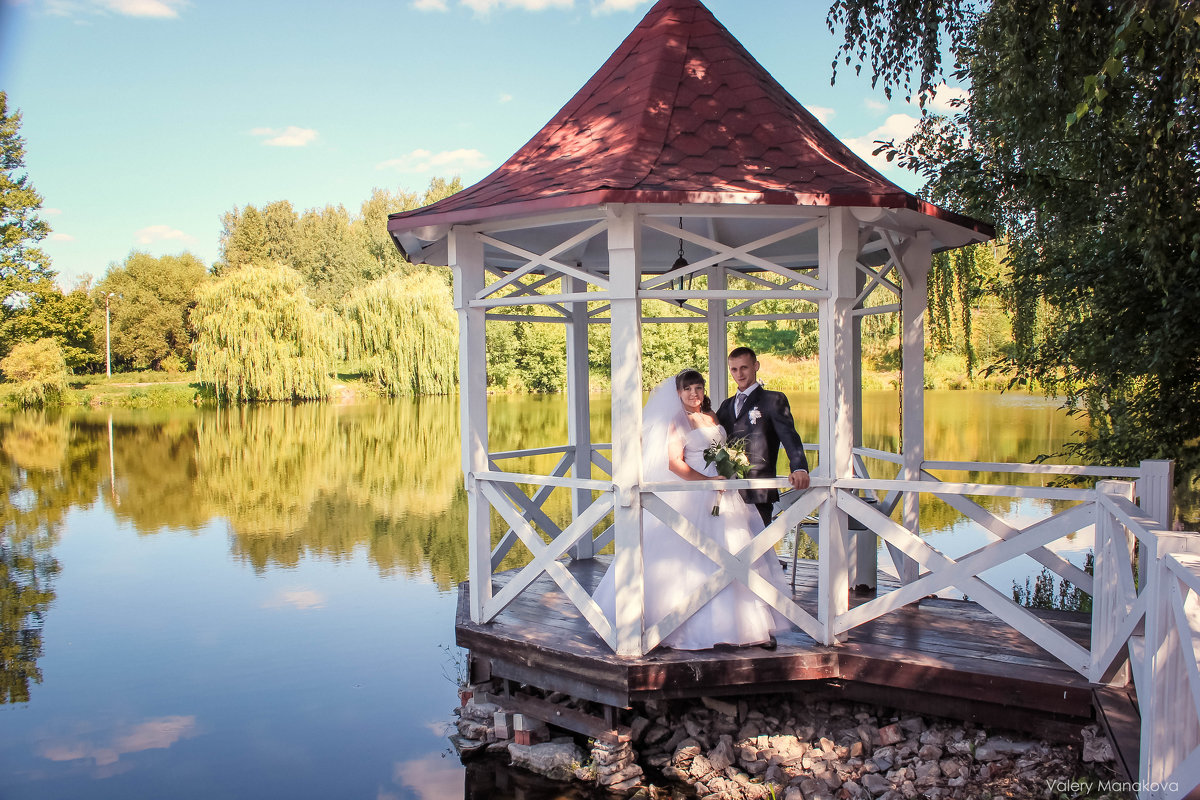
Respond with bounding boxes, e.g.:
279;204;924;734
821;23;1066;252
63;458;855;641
3;165;1005;404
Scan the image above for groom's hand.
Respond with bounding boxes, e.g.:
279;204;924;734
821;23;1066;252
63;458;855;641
788;469;810;490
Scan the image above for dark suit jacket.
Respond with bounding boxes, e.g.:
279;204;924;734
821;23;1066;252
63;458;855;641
715;385;809;506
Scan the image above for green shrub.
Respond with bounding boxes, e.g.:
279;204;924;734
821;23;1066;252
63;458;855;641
0;338;69;407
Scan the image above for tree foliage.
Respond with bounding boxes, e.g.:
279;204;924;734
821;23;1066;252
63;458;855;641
830;0;1200;474
0;92;94;371
0;338;68;407
193;263;336;402
340;269;458;395
94;252;209;371
218;177;464;307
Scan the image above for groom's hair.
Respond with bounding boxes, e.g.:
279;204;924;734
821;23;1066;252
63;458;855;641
729;346;756;361
676;369;713;413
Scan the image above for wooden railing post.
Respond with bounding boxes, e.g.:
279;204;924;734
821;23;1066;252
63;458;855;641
897;231;930;585
1137;459;1175;590
817;209;856;643
451;228;492;623
607;206;645;656
1091;480;1136;685
566;273;595;560
1140;531;1200;797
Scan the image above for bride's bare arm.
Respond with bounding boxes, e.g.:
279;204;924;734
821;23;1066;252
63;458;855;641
667;426;719;481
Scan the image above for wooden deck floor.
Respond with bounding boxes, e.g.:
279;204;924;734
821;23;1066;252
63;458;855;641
457;557;1103;738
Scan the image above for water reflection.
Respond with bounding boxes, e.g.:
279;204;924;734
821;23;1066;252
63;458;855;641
0;393;1191;713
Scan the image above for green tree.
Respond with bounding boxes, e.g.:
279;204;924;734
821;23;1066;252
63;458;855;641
0;338;68;407
354;188;421;279
0;92;75;365
829;0;1200;473
340;269;458;395
193;263;336;402
217;205;268;271
94;251;209;371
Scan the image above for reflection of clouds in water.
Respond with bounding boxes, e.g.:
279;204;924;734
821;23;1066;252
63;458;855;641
37;715;198;767
423;719;455;737
392;751;462;800
264;588;326;610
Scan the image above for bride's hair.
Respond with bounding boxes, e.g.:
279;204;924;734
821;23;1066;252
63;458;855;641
675;369;712;413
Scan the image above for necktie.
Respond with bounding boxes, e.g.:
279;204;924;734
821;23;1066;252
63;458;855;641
735;392;746;416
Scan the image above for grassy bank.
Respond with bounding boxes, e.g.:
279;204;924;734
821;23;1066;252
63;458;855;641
2;354;1018;409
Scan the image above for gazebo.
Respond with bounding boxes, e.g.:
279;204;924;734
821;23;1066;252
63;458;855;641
388;2;1200;790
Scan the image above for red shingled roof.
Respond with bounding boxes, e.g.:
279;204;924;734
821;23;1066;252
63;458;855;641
388;0;990;237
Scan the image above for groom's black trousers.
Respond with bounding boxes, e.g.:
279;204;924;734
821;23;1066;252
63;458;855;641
754;502;773;528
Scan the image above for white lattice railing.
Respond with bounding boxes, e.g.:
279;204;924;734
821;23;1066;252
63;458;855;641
468;450;1193;796
1141;538;1200;800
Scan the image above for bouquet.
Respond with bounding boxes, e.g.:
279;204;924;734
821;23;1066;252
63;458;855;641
703;436;750;515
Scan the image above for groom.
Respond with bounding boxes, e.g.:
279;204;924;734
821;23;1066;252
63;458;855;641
716;347;810;527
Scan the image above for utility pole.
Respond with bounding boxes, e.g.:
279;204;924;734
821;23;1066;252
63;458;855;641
105;293;115;377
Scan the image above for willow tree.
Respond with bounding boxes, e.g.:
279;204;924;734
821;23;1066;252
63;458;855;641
829;0;1200;475
193;263;335;402
340;269;457;396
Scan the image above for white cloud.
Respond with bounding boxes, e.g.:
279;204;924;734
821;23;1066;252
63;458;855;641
842;113;920;173
376;148;489;174
102;0;186;17
134;224;195;245
498;93;513;103
265;589;326;610
592;0;649;13
43;207;63;216
412;0;448;9
864;98;887;112
808;105;835;124
461;0;572;13
44;0;187;17
50;232;75;242
250;126;318;147
921;83;970;113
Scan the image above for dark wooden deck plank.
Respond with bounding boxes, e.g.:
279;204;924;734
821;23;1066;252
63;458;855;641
457;556;1110;725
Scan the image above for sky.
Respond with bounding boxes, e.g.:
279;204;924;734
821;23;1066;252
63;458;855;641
0;0;965;287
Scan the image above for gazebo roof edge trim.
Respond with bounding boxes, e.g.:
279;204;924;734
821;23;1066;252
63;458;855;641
387;189;995;239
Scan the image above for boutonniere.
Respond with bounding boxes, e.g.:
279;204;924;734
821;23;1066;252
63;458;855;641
748;407;762;425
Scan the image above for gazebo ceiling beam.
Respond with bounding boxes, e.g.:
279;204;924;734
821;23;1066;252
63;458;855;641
482;269;571;317
477;222;610;299
854;260;902;306
881;230;919;290
640;217;824;290
472;208;607;236
471;292;604;309
641;288;828;302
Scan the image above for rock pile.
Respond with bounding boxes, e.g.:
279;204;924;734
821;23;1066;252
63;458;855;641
636;695;1117;799
453;686;1121;799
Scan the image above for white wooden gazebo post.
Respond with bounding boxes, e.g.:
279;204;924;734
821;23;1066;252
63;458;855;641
566;274;595;560
707;263;729;404
608;206;646;655
817;208;858;644
451;228;492;623
898;231;932;584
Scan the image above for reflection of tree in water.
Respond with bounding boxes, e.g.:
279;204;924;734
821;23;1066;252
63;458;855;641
197;401;470;588
102;416;213;533
0;411;101;703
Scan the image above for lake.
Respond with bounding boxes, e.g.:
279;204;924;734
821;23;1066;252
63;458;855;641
0;391;1154;798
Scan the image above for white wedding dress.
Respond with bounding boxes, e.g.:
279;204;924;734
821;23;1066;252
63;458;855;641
592;407;792;650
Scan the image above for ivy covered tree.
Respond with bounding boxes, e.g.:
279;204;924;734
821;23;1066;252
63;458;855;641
829;0;1200;475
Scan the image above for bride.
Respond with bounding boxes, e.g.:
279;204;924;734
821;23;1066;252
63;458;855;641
593;369;792;650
